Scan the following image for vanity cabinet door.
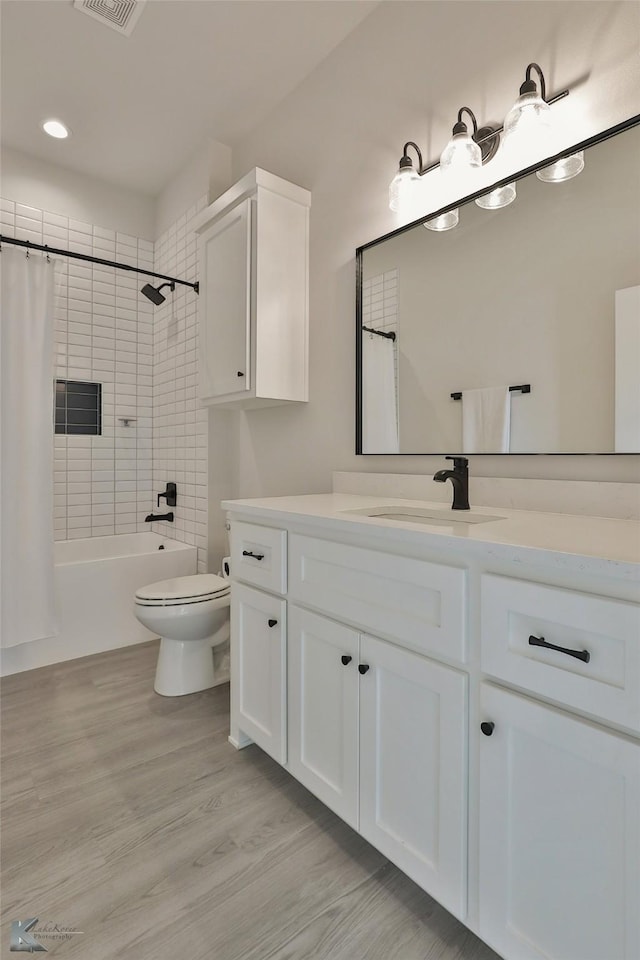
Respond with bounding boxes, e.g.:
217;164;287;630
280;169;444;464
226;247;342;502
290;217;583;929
479;684;640;960
359;635;468;920
288;606;359;828
231;583;287;764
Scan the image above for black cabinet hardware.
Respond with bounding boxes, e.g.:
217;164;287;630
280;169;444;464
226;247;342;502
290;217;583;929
358;664;370;675
237;371;244;377
341;655;352;666
242;550;265;560
528;634;590;663
268;619;278;628
481;722;495;736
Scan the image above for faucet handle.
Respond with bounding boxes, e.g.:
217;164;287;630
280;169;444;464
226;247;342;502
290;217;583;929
445;456;468;470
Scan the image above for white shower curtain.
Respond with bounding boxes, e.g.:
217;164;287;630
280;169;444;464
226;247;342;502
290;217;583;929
362;333;399;453
1;248;57;648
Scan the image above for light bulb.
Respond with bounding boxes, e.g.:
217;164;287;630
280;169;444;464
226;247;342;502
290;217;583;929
389;161;421;219
475;183;517;210
536;151;584;183
501;89;551;164
424;209;459;232
440;130;482;176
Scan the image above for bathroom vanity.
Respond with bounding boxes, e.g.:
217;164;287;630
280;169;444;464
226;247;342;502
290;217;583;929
223;492;640;960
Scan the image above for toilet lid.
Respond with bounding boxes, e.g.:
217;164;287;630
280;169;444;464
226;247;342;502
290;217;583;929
135;573;229;603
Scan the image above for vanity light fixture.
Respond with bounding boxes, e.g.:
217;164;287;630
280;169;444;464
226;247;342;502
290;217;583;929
439;107;483;177
501;63;552;161
42;118;70;139
388;141;423;217
388;63;574;226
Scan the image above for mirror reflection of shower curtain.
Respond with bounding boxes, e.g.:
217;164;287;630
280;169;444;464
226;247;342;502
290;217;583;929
362;333;399;453
1;248;57;648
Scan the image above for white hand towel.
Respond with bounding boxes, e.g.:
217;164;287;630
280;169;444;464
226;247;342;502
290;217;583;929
461;386;511;453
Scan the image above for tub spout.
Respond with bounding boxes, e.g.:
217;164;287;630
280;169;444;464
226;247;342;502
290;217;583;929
145;512;174;522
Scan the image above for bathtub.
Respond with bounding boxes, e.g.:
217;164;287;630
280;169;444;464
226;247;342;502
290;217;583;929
1;533;197;676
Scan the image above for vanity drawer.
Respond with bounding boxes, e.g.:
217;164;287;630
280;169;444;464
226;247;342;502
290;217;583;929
289;533;466;664
481;573;640;732
230;521;287;595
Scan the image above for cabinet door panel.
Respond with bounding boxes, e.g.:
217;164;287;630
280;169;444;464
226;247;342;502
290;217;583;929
199;199;251;400
288;606;359;827
479;684;640;960
359;635;467;919
232;583;286;763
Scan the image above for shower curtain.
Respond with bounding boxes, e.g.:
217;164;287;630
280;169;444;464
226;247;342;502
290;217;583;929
1;248;57;648
362;333;399;453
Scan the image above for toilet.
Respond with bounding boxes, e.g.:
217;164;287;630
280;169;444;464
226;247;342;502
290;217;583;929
134;574;230;697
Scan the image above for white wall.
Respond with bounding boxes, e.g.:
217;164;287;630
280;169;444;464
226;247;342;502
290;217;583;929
1;146;154;239
226;0;640;492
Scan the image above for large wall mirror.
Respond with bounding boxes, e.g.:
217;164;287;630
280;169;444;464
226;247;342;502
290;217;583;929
356;116;640;454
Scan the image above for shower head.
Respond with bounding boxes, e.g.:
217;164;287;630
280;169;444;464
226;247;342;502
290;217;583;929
140;281;175;305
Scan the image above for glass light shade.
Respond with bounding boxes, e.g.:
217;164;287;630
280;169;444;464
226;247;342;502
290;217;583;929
424;209;459;232
42;119;70;139
536;151;585;183
501;90;551;161
439;131;482;175
475;182;517;210
389;164;421;216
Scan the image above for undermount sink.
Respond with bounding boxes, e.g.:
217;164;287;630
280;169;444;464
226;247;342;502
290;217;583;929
342;505;506;526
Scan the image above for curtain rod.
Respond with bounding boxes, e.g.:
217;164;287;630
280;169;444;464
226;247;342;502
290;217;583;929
0;235;199;294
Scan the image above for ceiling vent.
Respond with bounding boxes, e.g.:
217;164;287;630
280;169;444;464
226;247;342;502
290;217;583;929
73;0;146;37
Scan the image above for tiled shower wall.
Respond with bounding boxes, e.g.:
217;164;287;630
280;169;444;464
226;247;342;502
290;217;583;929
151;198;209;573
1;198;154;540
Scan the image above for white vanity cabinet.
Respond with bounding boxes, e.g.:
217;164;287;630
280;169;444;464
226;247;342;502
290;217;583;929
287;606;467;918
224;494;640;960
195;168;310;408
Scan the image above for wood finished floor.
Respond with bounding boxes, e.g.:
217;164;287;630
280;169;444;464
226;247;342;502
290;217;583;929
1;641;500;960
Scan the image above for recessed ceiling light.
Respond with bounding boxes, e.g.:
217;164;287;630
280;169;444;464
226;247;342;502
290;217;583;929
42;119;70;139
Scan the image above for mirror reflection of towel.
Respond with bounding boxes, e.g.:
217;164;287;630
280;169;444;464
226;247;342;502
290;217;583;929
362;334;399;453
462;386;511;453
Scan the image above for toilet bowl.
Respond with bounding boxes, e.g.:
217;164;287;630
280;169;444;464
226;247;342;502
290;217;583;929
134;574;230;697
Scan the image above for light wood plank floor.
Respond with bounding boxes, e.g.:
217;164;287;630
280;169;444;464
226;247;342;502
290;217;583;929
1;641;500;960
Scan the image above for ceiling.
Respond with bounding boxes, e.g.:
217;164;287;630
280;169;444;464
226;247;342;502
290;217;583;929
0;0;378;196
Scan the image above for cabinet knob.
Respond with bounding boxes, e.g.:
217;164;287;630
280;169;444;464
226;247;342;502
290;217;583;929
268;619;278;628
481;721;495;737
358;664;370;675
237;371;244;377
341;655;352;666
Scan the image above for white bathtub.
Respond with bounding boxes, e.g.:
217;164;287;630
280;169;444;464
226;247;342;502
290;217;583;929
1;533;197;676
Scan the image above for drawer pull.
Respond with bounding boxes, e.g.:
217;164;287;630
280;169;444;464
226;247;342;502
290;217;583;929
242;550;265;561
358;664;370;675
528;634;590;663
481;721;495;736
268;619;278;628
341;655;352;666
237;371;244;377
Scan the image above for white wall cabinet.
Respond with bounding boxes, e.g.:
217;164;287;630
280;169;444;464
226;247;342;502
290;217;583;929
196;168;310;408
479;683;640;960
226;502;640;960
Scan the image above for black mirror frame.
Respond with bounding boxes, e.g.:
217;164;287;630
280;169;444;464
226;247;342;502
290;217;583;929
355;113;640;456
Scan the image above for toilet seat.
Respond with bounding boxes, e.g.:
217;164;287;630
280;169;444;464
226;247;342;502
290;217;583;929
135;573;230;607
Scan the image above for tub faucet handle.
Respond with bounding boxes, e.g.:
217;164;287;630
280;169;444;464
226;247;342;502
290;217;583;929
157;482;177;508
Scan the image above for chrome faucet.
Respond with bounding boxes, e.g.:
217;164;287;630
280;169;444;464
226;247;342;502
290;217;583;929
433;456;470;510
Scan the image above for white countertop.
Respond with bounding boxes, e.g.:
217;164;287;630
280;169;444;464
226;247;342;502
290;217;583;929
222;493;640;580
